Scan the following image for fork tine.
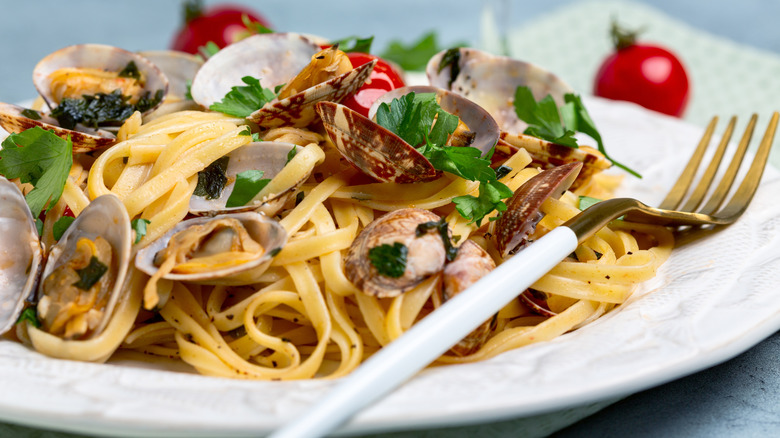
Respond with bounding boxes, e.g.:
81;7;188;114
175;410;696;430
659;116;718;210
715;112;779;220
680;116;737;212
698;114;758;215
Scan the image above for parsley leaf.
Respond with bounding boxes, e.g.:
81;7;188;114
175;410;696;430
368;242;408;278
453;180;514;226
286;147;297;164
241;14;274;35
198;41;221;59
514;86;640;177
52;215;76;241
131;218;151;244
210;76;278;118
16;307;40;328
381;31;466;71
73;256;108;290
331;35;374;53
0;127;73;218
195;156;229;199
225;170;271;208
118;61;141;79
578;195;603;211
376;92;456;147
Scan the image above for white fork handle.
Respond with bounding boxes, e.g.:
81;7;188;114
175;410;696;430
269;226;579;438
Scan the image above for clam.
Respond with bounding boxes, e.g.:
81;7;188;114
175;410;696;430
33;44;168;114
346;208;446;297
139;50;204;119
135;212;287;300
0;177;43;335
495;162;582;257
0;102;115;153
35;194;132;339
499;132;611;190
426;47;572;135
189;141;325;217
315;86;499;183
437;239;497;356
190;33;320;109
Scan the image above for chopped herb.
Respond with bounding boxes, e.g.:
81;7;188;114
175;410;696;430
225;170;271;208
495;165;513;180
274;83;285;94
514;86;640;177
16;307;40;328
198;41;221;59
381;31;466;71
0;127;73;218
238;127;261;141
331;35;374;53
295;191;305;205
453;179;514;226
578;195;603;211
194;156;229;199
35;218;43;236
135;90;164;113
368;242;408;278
595;251;603;260
241;13;274;34
118;61;141;79
73;256;108;290
185;80;194;100
416;218;458;261
268;247;282;257
210;76;278;118
21;108;41;120
286;146;297;164
131;218;151;244
50;89;161;130
52;216;76;241
438;47;461;89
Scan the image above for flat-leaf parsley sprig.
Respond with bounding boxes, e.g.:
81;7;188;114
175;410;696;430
376;92;513;225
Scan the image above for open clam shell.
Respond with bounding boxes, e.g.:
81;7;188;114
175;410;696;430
139;50;203;119
134;212;287;286
190;33;320;109
37;194;132;339
316;101;438;183
346;208;446;298
189;141;324;217
368;85;500;156
499;132;611;190
33;44;168;114
248;59;376;128
0;177;43;335
426;48;572;135
495;162;582;257
0;102;115;152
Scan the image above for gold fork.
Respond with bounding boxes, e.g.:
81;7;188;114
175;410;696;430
269;112;779;438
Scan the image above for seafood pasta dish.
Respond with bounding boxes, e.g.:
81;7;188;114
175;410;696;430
0;33;672;380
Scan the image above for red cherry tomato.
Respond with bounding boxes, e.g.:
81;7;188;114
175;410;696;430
62;206;75;217
341;53;406;118
594;44;689;117
171;2;271;54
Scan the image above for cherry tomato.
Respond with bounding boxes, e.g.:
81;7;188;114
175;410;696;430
170;1;271;54
594;23;689;117
341;53;406;118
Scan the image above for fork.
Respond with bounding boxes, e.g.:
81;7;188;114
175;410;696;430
269;112;779;438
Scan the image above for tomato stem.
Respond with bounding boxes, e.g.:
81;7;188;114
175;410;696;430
183;0;203;24
610;19;642;50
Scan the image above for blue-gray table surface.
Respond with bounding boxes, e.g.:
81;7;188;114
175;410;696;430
1;1;779;436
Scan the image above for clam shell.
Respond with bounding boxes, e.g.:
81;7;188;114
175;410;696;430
134;212;287;286
346;208;446;298
368;85;500;156
190;33;320;109
39;194;132;338
189;141;322;217
248;59;376;128
426;48;572;134
138;50;202;100
0;102;115;152
0;177;43;335
499;132;611;190
316;101;438;183
495;162;582;257
33;44;168;114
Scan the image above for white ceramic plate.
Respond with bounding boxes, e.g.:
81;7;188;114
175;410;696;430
2;97;780;437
